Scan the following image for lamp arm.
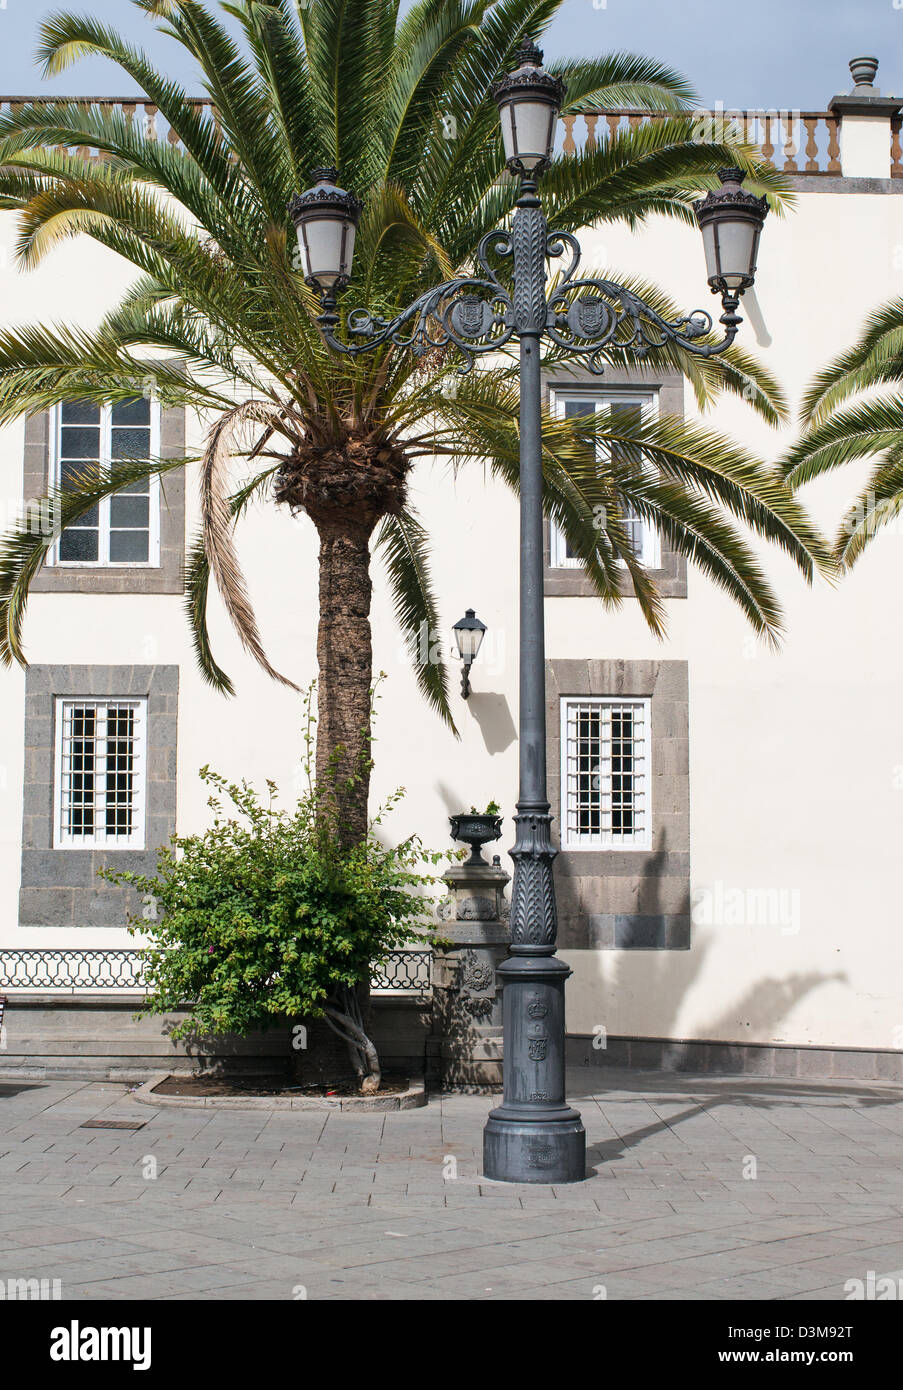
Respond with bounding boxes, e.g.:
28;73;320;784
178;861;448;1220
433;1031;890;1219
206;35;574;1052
316;230;519;373
313;223;741;373
542;230;741;374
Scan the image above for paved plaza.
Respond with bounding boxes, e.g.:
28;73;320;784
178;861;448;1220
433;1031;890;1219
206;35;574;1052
2;1069;903;1300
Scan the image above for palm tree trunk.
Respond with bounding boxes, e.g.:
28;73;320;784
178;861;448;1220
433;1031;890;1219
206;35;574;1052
313;513;383;1090
314;515;374;847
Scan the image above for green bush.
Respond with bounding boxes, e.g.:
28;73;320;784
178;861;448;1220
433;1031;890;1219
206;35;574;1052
100;768;447;1066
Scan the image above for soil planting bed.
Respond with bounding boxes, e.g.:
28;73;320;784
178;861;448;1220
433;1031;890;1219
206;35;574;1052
155;1073;411;1098
132;1072;428;1112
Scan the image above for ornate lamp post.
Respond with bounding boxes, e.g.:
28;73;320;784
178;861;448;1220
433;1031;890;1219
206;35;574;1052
290;40;768;1183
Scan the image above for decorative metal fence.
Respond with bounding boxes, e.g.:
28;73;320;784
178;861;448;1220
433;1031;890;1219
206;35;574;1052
0;948;432;995
370;950;432;993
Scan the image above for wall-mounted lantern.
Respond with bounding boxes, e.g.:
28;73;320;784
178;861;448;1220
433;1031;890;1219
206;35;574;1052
452;609;486;699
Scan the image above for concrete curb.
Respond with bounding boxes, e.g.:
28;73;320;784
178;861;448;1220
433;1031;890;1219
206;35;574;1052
131;1073;428;1112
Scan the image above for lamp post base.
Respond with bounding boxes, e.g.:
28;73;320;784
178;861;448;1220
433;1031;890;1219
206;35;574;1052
481;952;586;1184
483;1107;586;1183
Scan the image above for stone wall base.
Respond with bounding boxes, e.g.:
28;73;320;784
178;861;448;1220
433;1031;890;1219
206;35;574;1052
0;995;432;1083
4;1001;898;1086
568;1034;903;1082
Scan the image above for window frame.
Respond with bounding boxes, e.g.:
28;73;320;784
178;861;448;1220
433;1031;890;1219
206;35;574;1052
560;695;652;852
53;696;148;850
47;400;162;569
549;389;661;571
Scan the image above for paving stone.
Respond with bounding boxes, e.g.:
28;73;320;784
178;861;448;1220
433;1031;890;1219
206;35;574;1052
2;1070;902;1300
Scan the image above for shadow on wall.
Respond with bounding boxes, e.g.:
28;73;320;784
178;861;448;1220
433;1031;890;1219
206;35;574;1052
437;777;848;1066
435;781;464;817
699;970;847;1043
573;831;848;1057
465;692;518;755
740;286;772;347
431;694;516;832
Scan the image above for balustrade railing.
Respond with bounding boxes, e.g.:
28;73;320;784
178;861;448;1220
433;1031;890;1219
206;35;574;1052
0;97;900;177
560;108;852;175
0;96;220;158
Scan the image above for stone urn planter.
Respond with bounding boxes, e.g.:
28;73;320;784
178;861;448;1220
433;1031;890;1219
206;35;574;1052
449;813;503;866
849;56;879;89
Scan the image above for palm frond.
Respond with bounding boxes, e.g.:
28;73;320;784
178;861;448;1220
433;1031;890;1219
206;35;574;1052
183;460;281;694
302;0;402;181
0;453;189;667
781;396;903;489
538;266;789;427
130;0;292;216
798;298;903;426
219;0;319;189
554;52;695;112
424;367;829;641
538;123;793;238
201;399;300;690
33;13;250;217
834;446;903;568
380;0;488;187
375;507;457;732
0;323;223;422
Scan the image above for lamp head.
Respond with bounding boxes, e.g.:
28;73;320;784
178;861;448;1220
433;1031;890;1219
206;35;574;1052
491;38;566;177
289;167;362;294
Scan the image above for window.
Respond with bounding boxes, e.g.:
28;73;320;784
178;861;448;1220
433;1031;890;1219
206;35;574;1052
49;398;161;567
561;697;650;850
53;698;147;849
549;391;660;570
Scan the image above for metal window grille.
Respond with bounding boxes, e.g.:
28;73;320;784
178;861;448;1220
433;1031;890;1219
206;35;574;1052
55;699;147;849
562;698;650;849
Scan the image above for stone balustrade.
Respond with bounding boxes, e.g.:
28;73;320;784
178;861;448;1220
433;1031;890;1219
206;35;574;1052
560;109;854;176
0;98;898;177
0;96;221;158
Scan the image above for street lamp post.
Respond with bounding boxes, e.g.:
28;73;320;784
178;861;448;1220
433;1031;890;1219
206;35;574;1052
290;39;768;1184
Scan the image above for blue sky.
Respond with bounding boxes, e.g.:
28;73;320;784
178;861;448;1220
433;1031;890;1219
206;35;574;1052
0;0;899;111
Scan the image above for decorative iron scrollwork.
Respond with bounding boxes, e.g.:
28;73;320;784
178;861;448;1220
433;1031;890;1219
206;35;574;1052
319;227;517;374
318;215;736;377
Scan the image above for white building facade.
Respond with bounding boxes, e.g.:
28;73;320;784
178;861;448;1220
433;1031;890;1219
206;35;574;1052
2;61;902;1079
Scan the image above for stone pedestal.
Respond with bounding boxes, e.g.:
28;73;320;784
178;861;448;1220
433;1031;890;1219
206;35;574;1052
828;56;902;178
429;861;510;1091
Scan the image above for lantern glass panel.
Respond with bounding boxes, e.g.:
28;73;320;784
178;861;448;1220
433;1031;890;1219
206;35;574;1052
711;218;758;288
454;622;485;662
500;98;556;169
298;217;356;286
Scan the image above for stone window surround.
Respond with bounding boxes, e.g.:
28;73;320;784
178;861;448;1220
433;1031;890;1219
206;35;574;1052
23;389;186;595
543;364;687;600
19;665;178;930
547;657;690;951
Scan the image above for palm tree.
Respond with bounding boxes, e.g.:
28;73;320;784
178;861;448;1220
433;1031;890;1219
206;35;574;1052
0;0;827;854
781;298;903;564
